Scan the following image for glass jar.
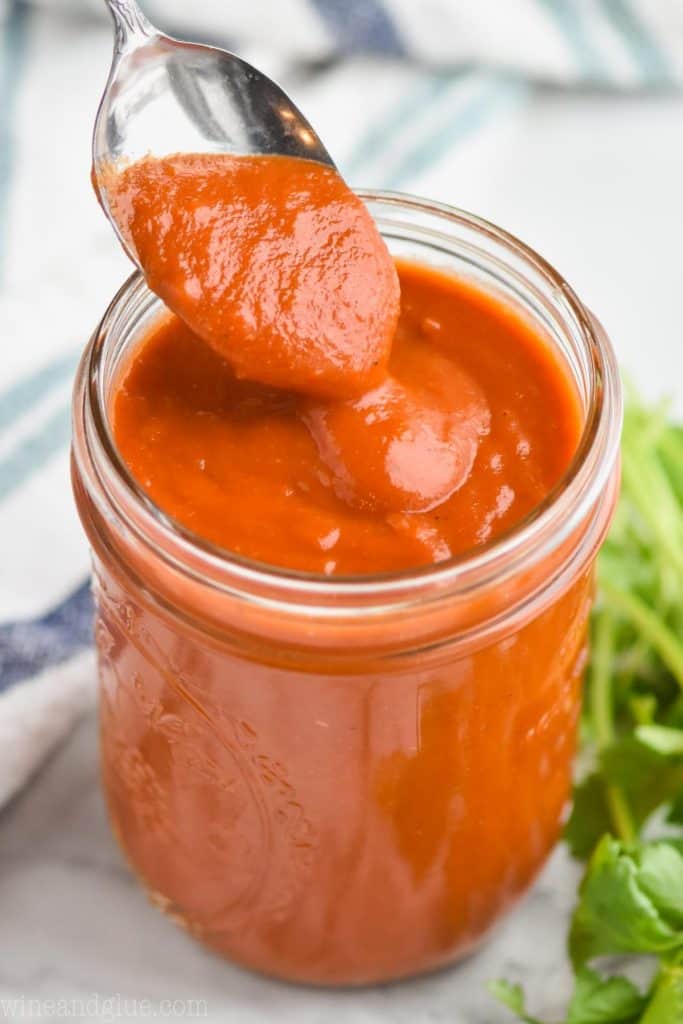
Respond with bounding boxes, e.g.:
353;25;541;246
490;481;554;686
71;192;621;986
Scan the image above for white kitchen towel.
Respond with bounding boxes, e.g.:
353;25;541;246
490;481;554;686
2;0;683;811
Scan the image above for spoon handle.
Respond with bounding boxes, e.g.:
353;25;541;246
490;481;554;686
105;0;155;52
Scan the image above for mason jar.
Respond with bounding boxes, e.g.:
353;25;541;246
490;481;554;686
71;192;621;986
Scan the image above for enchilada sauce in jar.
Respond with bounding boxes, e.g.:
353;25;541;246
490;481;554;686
72;154;621;984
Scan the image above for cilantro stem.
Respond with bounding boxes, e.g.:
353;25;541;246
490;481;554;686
600;576;683;691
605;780;637;847
590;611;637;843
621;447;683;583
659;428;683;487
591;613;616;746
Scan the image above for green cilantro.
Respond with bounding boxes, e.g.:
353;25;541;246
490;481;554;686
489;969;646;1024
566;968;645;1024
488;980;545;1024
569;838;683;967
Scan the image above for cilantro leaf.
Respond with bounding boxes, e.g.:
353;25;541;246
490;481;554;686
490;968;646;1024
600;732;683;832
567;726;683;863
565;774;613;860
569;838;683;968
487;979;546;1023
635;842;683;930
566;967;645;1024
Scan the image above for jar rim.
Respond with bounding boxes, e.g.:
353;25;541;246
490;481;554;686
76;189;622;615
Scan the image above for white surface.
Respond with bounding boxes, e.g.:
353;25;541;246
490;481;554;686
2;3;683;1021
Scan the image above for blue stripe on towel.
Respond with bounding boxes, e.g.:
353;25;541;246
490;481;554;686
382;76;528;190
0;352;76;436
342;72;462;182
0;0;30;283
600;0;671;85
0;580;93;693
537;0;605;80
309;0;405;56
0;400;71;503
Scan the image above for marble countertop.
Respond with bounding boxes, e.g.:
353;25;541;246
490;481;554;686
0;713;580;1023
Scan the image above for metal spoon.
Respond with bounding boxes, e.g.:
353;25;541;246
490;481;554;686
92;0;335;263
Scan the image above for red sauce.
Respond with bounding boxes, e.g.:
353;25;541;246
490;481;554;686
113;258;579;574
112;154;400;399
83;154;595;985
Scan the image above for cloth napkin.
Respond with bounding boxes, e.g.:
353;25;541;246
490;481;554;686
1;0;682;812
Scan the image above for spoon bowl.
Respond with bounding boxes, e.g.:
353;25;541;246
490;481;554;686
93;0;335;262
